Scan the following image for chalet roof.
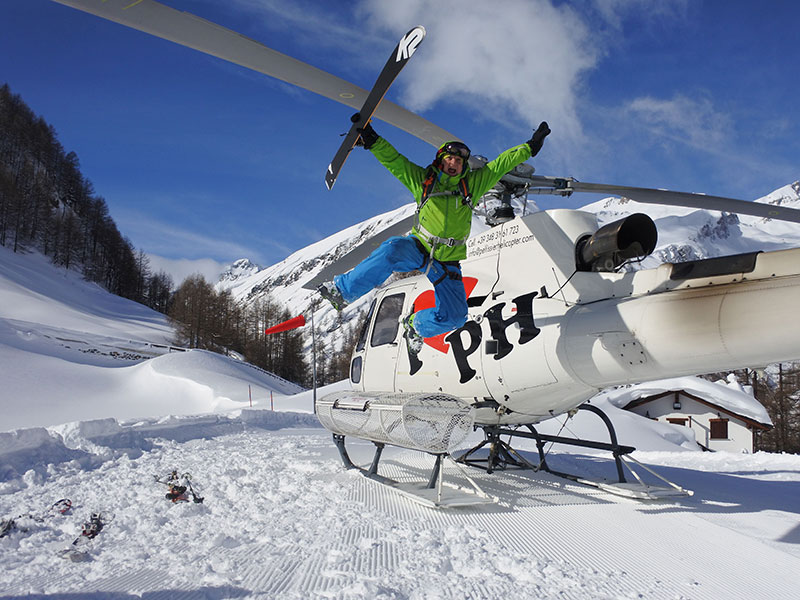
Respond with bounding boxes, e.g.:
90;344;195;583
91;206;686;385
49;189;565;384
622;390;772;430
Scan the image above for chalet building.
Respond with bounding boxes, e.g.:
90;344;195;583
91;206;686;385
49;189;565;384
622;390;772;453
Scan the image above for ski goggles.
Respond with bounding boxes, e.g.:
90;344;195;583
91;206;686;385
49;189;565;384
440;141;470;160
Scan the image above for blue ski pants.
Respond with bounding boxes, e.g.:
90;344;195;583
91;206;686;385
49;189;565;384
334;236;468;338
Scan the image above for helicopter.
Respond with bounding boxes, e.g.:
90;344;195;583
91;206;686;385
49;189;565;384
52;0;800;507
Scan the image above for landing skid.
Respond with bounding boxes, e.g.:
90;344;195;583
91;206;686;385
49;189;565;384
457;403;692;500
332;434;495;508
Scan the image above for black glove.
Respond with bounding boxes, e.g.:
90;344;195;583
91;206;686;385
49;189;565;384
526;121;551;157
352;113;379;149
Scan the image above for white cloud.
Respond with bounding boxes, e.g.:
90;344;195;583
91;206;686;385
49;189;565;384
590;0;689;30
227;0;693;164
625;94;733;152
225;0;384;65
146;254;228;286
112;207;278;267
357;0;598;142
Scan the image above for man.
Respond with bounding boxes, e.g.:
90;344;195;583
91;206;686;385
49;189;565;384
319;119;551;354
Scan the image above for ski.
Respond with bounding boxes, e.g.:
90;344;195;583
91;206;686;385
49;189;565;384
324;25;425;190
57;512;111;562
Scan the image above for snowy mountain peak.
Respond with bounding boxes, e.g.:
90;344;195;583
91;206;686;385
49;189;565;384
697;212;741;242
218;258;262;284
756;180;800;207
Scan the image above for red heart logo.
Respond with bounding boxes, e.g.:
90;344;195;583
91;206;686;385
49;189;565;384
412;277;478;354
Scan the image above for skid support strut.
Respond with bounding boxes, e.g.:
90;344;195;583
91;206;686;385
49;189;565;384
457;403;634;484
455;403;693;500
329;434;495;508
333;433;443;486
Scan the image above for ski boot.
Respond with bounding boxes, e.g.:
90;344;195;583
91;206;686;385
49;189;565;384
81;513;105;539
402;313;424;357
317;281;348;311
166;485;189;502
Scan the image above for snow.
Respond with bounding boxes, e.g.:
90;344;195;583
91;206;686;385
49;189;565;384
2;233;800;598
597;375;772;425
0;245;305;431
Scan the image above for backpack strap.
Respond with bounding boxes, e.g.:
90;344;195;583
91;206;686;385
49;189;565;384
457;177;472;207
418;165;472;212
418;166;438;211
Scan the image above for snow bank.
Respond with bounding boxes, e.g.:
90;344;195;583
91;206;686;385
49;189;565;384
0;427;92;487
0;336;308;432
148;348;305;398
0;410;321;484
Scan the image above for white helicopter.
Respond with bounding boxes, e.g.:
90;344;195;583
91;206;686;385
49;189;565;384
54;0;800;507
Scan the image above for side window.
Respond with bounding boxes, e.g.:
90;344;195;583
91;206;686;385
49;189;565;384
350;356;362;384
370;293;405;347
355;300;376;352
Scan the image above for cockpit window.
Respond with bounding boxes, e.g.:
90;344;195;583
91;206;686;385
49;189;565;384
370;293;404;347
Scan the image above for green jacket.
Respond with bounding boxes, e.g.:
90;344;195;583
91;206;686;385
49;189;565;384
370;137;532;261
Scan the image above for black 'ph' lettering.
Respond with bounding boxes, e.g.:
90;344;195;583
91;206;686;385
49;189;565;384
483;291;540;360
444;320;482;384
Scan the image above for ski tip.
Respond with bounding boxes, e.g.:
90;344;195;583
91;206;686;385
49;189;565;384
397;26;426;62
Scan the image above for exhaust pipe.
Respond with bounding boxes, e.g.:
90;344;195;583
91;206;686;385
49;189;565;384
577;213;657;272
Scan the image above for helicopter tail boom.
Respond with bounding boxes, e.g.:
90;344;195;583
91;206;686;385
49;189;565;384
564;247;800;388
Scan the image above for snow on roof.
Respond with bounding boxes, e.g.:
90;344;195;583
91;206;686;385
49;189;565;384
596;374;772;426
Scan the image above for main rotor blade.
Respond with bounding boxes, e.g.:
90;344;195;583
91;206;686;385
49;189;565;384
527;176;800;224
303;214;416;290
51;0;457;148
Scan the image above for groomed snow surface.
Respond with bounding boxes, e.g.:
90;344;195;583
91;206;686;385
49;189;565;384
2;245;800;599
2;421;799;599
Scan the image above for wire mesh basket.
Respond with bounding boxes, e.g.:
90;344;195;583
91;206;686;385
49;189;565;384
316;391;475;453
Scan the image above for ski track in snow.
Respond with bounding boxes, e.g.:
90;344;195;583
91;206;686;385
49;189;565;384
1;424;799;600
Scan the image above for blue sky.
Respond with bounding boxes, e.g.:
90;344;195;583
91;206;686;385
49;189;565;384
2;0;798;283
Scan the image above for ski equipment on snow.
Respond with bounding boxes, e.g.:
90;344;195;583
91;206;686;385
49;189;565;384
58;511;112;562
324;25;425;190
0;498;72;539
154;471;204;504
79;512;105;539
